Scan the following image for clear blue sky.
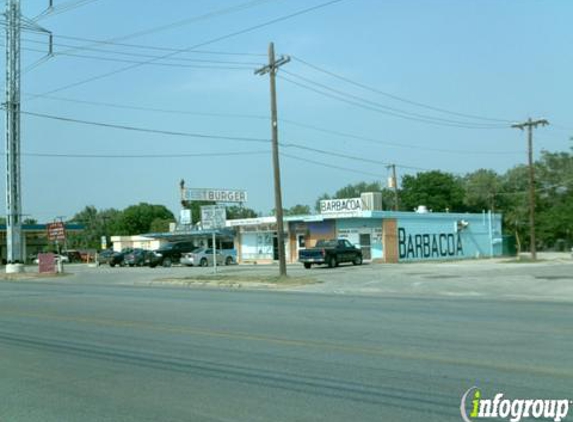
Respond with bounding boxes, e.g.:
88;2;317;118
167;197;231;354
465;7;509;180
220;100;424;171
2;0;572;221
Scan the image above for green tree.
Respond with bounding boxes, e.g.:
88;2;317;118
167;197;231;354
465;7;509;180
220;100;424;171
149;218;174;233
401;171;465;212
226;206;258;220
68;206;123;249
117;203;174;235
284;204;311;216
462;169;501;212
534;149;573;249
497;165;530;253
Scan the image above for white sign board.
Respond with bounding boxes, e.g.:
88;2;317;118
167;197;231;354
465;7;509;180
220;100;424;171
185;188;247;203
320;198;363;214
180;209;192;225
201;205;227;230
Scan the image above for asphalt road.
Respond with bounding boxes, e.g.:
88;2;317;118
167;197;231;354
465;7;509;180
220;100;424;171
0;268;572;421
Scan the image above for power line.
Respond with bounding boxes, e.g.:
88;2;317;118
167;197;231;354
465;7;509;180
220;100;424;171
279;71;508;129
21;37;264;66
291;55;515;124
25;93;521;155
280;118;521;155
34;0;101;21
9;42;260;71
25;92;269;120
27;47;258;70
19;150;269;159
281;142;431;171
31;0;346;98
51;0;274;56
281;152;384;178
41;33;267;57
22;111;270;143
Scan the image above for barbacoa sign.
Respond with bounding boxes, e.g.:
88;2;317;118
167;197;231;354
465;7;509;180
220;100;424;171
184;188;247;203
320;198;362;214
398;227;464;259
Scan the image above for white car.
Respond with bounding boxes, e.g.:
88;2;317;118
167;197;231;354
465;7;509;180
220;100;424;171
180;248;235;267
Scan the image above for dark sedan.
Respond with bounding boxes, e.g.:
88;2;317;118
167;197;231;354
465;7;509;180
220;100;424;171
124;249;152;267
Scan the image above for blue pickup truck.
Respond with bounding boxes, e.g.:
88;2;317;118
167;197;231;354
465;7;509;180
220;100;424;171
298;239;363;269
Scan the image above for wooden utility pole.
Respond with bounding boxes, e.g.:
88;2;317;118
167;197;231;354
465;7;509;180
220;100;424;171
255;43;290;277
511;118;549;260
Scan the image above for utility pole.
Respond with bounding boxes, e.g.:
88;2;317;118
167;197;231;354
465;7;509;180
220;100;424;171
5;0;23;267
511;118;549;260
255;42;290;277
387;164;399;211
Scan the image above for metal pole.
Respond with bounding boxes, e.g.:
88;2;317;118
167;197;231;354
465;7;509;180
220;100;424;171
212;231;217;274
5;0;23;265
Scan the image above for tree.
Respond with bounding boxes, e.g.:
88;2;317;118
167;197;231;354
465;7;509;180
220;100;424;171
149;218;174;233
284;204;311;216
116;203;174;235
400;171;465;212
462;169;501;212
69;206;122;249
226;206;258;220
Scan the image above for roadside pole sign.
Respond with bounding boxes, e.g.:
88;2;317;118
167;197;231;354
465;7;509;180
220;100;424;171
184;188;247;203
201;205;227;274
180;209;192;225
47;222;66;241
201;205;227;230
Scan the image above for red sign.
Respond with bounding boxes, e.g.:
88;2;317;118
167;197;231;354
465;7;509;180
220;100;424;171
38;253;56;273
47;222;66;241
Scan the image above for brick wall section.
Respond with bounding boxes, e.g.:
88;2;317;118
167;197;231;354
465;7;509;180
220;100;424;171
383;219;398;263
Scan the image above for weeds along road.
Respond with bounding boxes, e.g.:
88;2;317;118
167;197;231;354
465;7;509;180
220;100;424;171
0;266;571;421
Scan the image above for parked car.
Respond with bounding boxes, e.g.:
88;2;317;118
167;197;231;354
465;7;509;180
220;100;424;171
96;249;114;266
63;250;82;263
181;248;236;267
298;239;363;269
109;248;133;267
124;248;152;267
149;242;196;267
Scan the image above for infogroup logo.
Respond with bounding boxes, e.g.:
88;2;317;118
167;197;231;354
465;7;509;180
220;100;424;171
460;387;571;422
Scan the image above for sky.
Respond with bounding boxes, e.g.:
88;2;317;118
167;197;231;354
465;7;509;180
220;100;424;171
2;0;572;222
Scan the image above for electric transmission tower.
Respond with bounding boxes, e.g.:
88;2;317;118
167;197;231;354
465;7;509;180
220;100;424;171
5;0;51;267
5;0;23;264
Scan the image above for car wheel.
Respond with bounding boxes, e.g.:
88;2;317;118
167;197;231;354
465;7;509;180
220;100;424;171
328;256;337;268
304;263;311;269
200;258;208;267
353;255;363;266
225;256;233;266
109;262;116;267
163;258;172;267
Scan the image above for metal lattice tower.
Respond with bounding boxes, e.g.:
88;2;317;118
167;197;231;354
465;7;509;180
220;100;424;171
5;0;22;264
